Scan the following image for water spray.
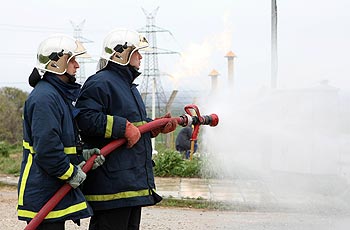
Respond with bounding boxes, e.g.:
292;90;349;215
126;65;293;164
24;105;219;230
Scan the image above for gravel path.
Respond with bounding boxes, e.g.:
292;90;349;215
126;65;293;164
2;185;350;230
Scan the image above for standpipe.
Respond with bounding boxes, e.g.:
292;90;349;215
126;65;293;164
24;105;219;230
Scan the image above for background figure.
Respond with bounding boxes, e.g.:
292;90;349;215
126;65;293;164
17;34;104;230
75;28;176;230
175;126;198;159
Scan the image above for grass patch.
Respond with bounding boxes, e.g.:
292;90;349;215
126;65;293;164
155;196;275;212
156;197;240;211
0;151;22;175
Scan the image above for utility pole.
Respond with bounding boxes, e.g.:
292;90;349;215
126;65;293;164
271;0;278;89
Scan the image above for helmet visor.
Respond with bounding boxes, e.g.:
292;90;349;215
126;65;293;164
137;35;149;49
74;40;87;56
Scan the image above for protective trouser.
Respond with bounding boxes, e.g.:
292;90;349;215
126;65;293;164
89;206;142;230
27;221;65;230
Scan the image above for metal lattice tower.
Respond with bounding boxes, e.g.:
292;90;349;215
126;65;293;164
70;20;94;84
138;7;178;118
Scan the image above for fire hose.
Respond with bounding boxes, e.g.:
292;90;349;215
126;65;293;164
24;104;218;230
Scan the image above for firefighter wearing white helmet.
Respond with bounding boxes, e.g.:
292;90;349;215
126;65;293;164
37;34;86;74
29;34;87;87
18;34;105;229
76;28;177;229
97;28;149;70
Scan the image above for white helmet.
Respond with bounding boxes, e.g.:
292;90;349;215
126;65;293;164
99;28;149;68
36;34;86;75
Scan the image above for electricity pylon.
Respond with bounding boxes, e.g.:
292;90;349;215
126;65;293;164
138;7;178;118
70;20;95;84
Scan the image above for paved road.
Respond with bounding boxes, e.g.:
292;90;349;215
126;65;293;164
2;185;350;230
3;173;350;229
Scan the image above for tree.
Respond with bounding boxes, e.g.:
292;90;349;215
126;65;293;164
1;87;28;111
0;87;28;144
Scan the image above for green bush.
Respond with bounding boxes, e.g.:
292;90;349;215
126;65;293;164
0;155;21;175
179;157;200;177
0;141;22;157
0;144;22;175
0;141;11;157
0;87;27;145
153;149;201;177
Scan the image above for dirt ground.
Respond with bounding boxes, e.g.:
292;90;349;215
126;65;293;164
2;185;350;230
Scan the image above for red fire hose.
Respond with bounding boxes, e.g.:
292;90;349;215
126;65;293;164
25;105;218;230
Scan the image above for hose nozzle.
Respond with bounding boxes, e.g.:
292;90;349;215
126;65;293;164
202;114;219;126
191;114;219;126
177;104;219;127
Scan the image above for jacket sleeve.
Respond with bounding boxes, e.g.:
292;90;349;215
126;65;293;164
76;84;126;139
31;95;76;181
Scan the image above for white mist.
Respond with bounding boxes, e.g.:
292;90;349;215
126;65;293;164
197;82;350;227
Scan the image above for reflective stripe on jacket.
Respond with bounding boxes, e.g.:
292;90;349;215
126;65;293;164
76;63;156;211
17;76;92;223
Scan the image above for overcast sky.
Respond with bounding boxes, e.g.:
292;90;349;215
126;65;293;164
0;0;349;93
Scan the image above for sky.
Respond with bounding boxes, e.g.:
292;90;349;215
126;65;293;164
1;0;349;93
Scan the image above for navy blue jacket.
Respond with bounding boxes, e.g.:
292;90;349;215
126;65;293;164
17;74;92;223
76;63;156;210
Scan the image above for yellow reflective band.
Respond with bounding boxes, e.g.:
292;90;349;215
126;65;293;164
58;163;74;180
132;121;147;127
23;141;76;155
18;201;88;219
64;146;77;154
105;115;113;138
18;154;33;206
85;189;150;202
23;140;35;154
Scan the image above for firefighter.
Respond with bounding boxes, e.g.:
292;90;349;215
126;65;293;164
17;34;105;230
175;126;198;159
75;28;177;230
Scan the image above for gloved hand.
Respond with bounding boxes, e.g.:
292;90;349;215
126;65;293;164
82;148;105;170
67;161;86;189
124;120;141;148
151;113;178;137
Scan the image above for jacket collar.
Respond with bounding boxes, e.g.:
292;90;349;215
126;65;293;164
43;73;81;101
105;62;141;84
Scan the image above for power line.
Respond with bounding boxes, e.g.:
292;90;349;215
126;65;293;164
0;82;27;84
0;53;33;59
0;23;67;33
0;23;107;34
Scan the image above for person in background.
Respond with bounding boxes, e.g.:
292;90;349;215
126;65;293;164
17;34;105;230
175;126;198;159
75;28;177;230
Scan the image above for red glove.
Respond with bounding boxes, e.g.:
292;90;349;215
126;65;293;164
124;120;141;148
151;113;178;137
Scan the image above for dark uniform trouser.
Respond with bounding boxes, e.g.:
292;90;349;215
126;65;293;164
89;206;142;230
27;221;65;230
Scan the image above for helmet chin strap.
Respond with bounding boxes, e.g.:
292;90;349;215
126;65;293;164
64;72;77;83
